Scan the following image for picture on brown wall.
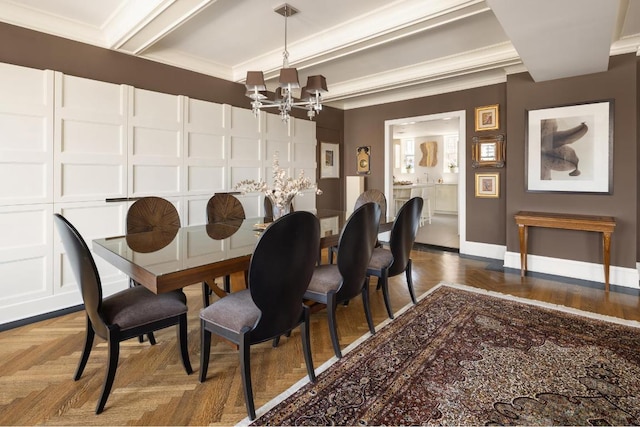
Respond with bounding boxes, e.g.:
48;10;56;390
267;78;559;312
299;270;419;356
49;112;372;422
474;104;499;131
526;100;613;193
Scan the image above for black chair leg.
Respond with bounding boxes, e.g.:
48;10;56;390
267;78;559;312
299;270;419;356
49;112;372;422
239;331;256;420
361;279;376;335
301;307;316;382
178;314;192;374
380;270;394;319
405;260;417;304
96;334;120;414
74;315;94;380
202;282;211;308
326;292;342;359
272;336;281;347
223;275;231;293
147;332;156;345
199;322;211;382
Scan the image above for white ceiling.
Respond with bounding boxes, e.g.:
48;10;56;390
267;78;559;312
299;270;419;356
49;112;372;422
0;0;638;110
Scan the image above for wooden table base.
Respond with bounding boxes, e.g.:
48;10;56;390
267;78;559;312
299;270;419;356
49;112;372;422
514;211;616;292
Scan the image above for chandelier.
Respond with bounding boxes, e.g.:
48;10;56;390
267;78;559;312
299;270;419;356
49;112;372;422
245;4;328;122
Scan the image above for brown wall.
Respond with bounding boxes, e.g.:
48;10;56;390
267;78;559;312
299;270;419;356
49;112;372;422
344;84;508;245
505;54;638;268
0;22;345;210
344;53;639;269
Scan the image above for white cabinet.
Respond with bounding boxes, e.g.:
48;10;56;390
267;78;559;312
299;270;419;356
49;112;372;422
435;184;458;214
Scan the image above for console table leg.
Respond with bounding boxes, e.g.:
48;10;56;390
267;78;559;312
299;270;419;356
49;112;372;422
603;231;612;292
518;224;527;277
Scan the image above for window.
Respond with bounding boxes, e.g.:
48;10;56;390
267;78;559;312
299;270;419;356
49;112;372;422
403;138;414;173
443;134;458;172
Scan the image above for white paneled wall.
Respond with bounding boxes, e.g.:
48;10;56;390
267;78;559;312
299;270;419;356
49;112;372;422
0;62;317;325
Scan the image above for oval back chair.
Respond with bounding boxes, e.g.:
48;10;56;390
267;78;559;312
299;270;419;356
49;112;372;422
304;202;381;358
206;193;245;223
199;211;320;420
53;214;191;414
126;196;180;234
203;193;247;305
367;196;423;319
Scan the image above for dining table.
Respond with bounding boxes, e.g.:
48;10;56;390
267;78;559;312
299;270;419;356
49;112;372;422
92;209;392;295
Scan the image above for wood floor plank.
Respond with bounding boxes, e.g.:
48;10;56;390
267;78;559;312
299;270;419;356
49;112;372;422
0;247;638;425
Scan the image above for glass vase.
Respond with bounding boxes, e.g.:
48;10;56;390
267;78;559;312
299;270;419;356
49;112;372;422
269;194;294;220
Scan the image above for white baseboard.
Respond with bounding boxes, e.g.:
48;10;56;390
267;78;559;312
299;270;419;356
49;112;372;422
460;241;506;260
459;242;639;290
504;251;640;290
1;280;128;326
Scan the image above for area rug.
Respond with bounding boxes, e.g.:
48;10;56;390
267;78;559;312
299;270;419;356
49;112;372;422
247;283;640;426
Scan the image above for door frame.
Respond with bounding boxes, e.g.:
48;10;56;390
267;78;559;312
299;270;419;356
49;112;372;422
384;110;467;250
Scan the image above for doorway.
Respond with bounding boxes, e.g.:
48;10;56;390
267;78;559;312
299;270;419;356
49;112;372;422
384;111;466;251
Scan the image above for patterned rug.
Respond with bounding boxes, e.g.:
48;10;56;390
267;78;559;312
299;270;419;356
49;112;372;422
247;283;640;426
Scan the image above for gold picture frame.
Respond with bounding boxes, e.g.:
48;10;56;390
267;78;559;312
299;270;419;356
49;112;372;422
472;134;505;168
475;104;499;131
475;173;499;198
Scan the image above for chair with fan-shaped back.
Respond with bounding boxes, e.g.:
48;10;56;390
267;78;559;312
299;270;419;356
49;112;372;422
126;196;181;343
53;214;192;414
202;193;247;306
126;196;180;234
304;202;381;359
328;189;386;264
199;211;320;420
366;196;423;319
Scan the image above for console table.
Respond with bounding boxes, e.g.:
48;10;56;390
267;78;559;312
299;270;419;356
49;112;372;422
514;211;616;291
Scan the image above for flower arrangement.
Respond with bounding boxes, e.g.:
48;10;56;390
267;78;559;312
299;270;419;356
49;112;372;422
234;153;322;218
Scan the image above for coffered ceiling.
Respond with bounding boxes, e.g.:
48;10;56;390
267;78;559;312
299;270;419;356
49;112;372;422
0;0;638;110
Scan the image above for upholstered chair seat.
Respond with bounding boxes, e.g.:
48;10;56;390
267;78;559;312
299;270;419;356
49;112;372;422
199;290;260;334
367;249;394;271
304;265;342;298
100;287;187;330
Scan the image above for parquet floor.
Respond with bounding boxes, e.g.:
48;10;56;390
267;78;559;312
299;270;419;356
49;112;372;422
1;248;639;425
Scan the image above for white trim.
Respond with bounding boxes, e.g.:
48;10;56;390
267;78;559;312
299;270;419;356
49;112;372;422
384;110;466;251
504;251;640;290
0;280;128;326
459;241;505;260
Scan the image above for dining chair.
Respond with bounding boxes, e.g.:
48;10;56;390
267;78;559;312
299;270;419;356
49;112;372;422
202;193;247;306
305;202;381;359
199;211;320;420
366;196;423;319
53;214;192;414
328;189;386;264
126;196;180;234
126;196;180;343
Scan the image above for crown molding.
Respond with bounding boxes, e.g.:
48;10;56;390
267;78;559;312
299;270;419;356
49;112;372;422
0;0;105;46
231;0;488;81
324;43;520;103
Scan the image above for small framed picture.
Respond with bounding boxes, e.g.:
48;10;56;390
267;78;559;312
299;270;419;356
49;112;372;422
475;173;499;198
475;104;499;131
320;142;340;178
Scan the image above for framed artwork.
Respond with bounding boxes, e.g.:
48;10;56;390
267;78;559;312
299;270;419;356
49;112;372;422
526;100;613;193
472;134;505;168
320;142;340;178
475;173;499;198
475;104;499;131
356;146;371;175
